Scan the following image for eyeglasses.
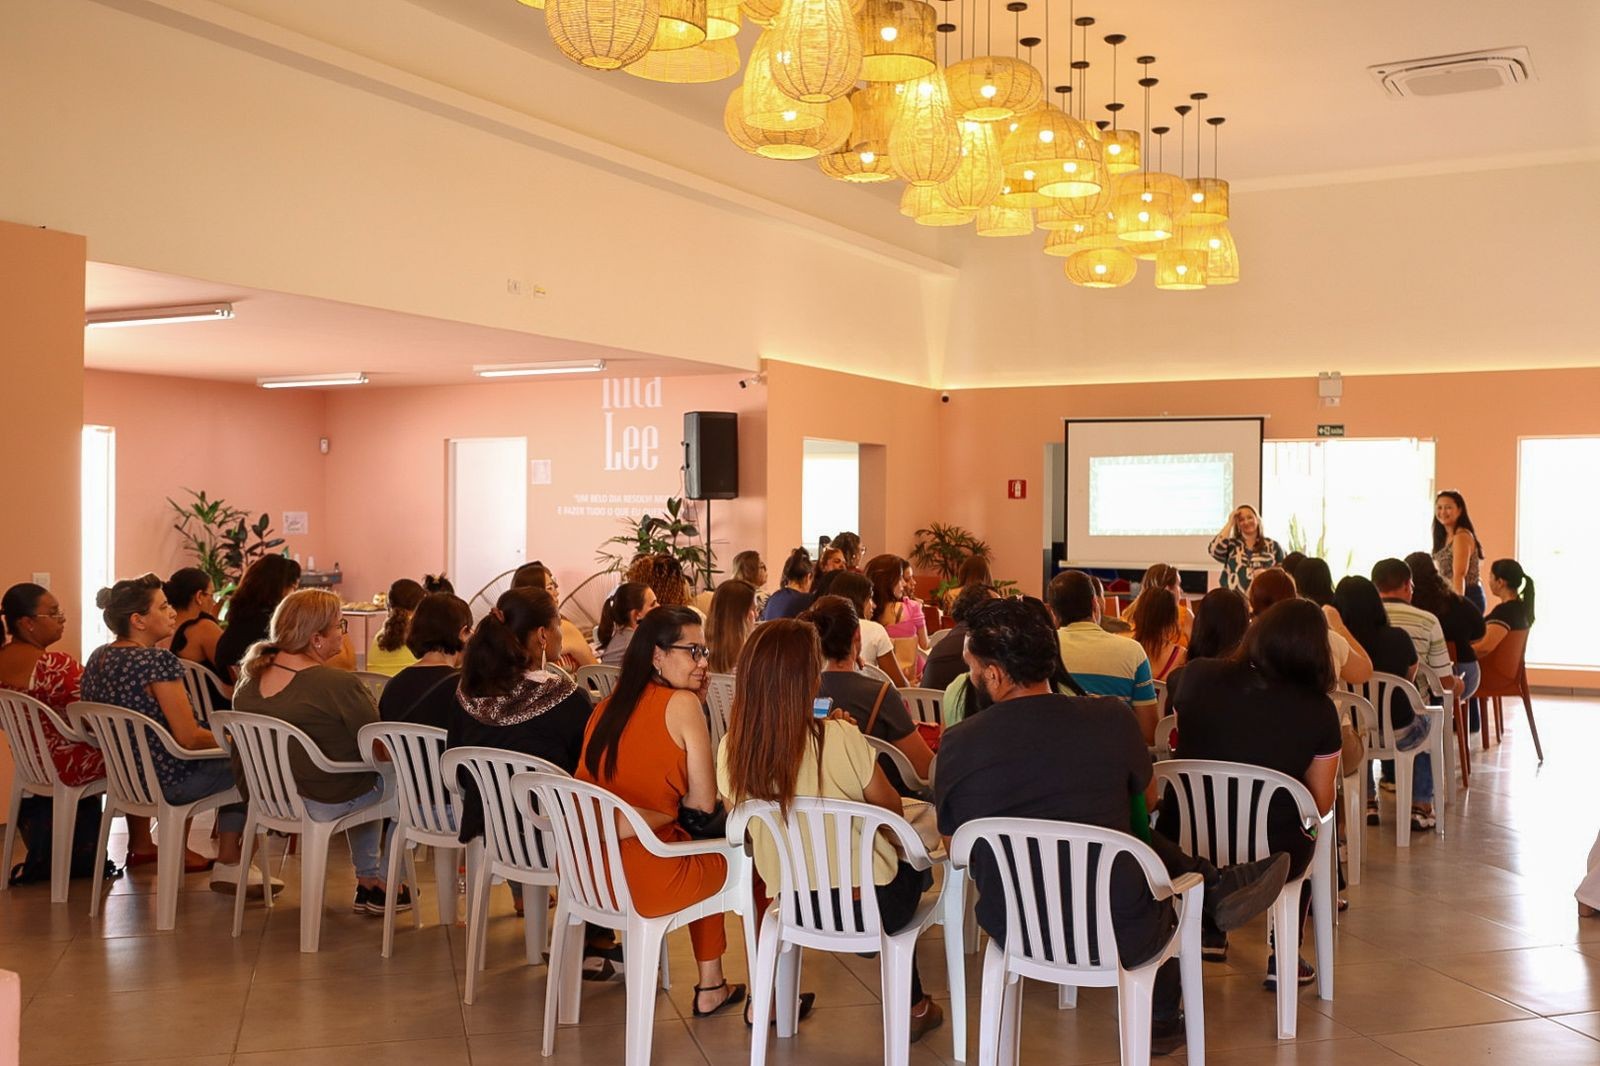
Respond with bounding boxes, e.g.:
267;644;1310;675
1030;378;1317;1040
32;610;66;622
667;643;711;662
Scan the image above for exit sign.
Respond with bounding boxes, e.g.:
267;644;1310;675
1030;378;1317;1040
1317;424;1346;438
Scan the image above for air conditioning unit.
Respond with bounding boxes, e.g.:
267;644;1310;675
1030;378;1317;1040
1369;47;1533;98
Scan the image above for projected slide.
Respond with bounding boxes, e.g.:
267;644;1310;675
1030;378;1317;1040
1088;453;1235;537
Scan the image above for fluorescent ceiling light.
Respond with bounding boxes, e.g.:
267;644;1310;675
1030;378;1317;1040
257;372;369;390
86;302;234;329
474;359;607;378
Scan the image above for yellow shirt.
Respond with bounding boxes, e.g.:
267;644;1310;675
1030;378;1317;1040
717;719;899;890
365;637;417;677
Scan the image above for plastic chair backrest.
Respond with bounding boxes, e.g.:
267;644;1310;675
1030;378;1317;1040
1153;713;1178;760
927;628;950;649
1342;671;1425;749
863;734;929;794
1477;627;1530;696
728;797;929;945
0;692;71;791
948;817;1172;977
358;722;458;837
177;659;230;727
71;702;173;809
575;664;621;702
211;710;319;824
1153;758;1320;868
519;771;652;922
545;663;574;684
705;673;736;750
1330;691;1376;736
353;671;391;701
899;687;943;727
858;663;893;685
1152;678;1170;716
440;746;566;872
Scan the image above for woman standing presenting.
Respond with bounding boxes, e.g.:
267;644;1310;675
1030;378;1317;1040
1432;491;1486;611
1208;505;1285;592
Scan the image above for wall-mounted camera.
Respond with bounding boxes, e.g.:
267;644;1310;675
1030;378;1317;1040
940;393;951;404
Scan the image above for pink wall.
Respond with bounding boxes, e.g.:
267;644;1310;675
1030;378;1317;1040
322;373;767;613
82;371;330;583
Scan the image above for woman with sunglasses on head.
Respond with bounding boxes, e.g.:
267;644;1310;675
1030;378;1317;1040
576;606;745;1019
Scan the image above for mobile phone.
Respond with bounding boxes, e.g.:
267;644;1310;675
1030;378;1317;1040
812;697;833;718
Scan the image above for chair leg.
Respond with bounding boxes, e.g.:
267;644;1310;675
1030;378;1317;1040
462;851;493;1004
89;801;116;918
1492;697;1504;745
1271;888;1299;1039
657;933;671;992
299;825;332;953
1394;756;1413;849
1310;841;1335;1001
998;971;1024;1066
256;830;275;911
775;941;805;1037
621;920;666;1066
1057;984;1078;1009
154;805;187;932
558;908;584;1026
524;884;549;967
1177;905;1206;1066
748;912;782;1066
432;845;458;927
233;816;257;938
1345;772;1363;887
1116;971;1153;1066
880;934;917;1066
543;906;574;1056
381;827;406;958
940;879;969;1061
0;785;20;893
1520;689;1544;763
48;786;79;904
977;941;1007;1066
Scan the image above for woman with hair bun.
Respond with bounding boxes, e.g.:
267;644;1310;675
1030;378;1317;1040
1432;491;1486;610
596;582;657;667
367;578;425;677
1472;559;1535;658
759;548;815;621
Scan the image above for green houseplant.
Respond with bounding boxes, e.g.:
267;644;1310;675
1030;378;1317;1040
167;488;286;605
596;496;718;591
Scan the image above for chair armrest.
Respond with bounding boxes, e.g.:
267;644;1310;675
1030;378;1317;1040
1167;871;1204;897
168;746;228;761
633;833;742;862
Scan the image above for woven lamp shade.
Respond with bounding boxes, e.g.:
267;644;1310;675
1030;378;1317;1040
1078;213;1124;250
1042;222;1090;257
770;0;863;102
946;56;1043;122
1036;181;1111;229
996;171;1051;209
1064;247;1137;287
1177;223;1239;284
857;0;936;82
725;88;850;159
625;35;740;82
1112;173;1175;243
819;88;896;181
516;0;546;9
1182;177;1230;225
938;121;1004;210
1155;247;1207;289
975;205;1034;237
740;0;782;26
651;0;707;49
1001;106;1103;200
546;0;661;70
901;184;975;226
1101;129;1141;174
742;30;828;131
889;69;961;186
706;0;741;38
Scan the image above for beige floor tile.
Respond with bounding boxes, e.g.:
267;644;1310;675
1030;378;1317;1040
1303;959;1534;1035
1552;1011;1600;1041
1455;894;1600;945
1420;946;1600;1016
234;969;465;1052
252;910;457;981
1374;1017;1600;1065
1170;1036;1415;1064
1333;899;1536;959
232;1036;472;1065
472;1018;707;1065
460;953;682;1034
19;984;249;1065
39;928;258;995
2;937;68;1004
1191;971;1358;1051
693;1004;949;1066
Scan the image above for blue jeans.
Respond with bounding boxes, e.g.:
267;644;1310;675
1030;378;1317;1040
1464;583;1487;613
163;758;246;834
304;782;385;880
1392;714;1433;805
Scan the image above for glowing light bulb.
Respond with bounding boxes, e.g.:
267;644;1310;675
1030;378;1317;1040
1063;162;1078;173
1107;143;1122;156
782;109;797;122
1094;264;1108;275
1022;169;1036;181
980;83;998;99
1137;211;1151;223
861;150;876;165
1039;129;1055;143
880;25;897;41
917;80;934;98
1192;191;1205;203
1175;264;1189;276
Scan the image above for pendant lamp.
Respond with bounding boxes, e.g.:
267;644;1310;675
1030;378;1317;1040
1064;247;1137;287
975;205;1035;237
1155;247;1207;289
889;69;961;186
625;34;740;82
1177;223;1239;284
651;0;707;49
901;185;976;226
1078;212;1123;249
1184;114;1231;223
516;0;546;9
946;56;1043;123
724;88;850;159
1000;106;1103;199
1113;179;1173;242
939;121;1004;210
706;0;741;38
818;87;896;181
1101;128;1140;173
546;0;662;70
857;0;937;82
1042;223;1089;257
742;30;828;131
739;0;782;27
996;171;1052;209
770;0;863;103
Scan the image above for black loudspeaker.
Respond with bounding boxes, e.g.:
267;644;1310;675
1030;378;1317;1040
684;411;739;500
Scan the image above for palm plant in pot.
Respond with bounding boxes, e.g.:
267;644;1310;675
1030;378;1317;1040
910;523;994;603
595;496;719;591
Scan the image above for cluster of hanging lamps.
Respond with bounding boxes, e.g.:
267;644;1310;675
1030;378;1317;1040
520;0;1238;289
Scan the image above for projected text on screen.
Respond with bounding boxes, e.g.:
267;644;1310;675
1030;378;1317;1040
1088;453;1235;537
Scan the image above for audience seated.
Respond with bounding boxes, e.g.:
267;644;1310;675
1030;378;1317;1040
1164;588;1250;714
1293;558;1338;608
1208;505;1286;592
866;554;929;682
829;531;864;572
1250;568;1373;687
1165;598;1340;984
1405;551;1486;701
1125;566;1188;681
626;554;696;616
82;575;253;887
941;597;1086;727
378;592;474;727
1047;570;1159;741
728;551;769;616
165;568;230;693
1473;558;1535;658
941;554;992;614
718;618;940;1038
705;578;757;674
596;582;656;667
759;548;815;622
233;588;395;910
510;563;599;671
816;546;846;574
920;582;998;692
830;572;909;687
214;556;303;680
367;579;424;677
577;606;743;1018
804;596;934;788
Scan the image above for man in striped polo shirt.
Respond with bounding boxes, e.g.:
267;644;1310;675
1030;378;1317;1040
1047;570;1159;743
1372;557;1455;830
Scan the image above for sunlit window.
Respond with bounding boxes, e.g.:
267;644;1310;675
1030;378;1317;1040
81;425;116;657
802;439;859;552
1517;437;1598;669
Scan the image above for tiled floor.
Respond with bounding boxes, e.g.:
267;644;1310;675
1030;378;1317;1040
4;696;1599;1065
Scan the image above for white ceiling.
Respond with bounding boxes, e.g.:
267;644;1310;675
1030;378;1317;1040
84;263;730;387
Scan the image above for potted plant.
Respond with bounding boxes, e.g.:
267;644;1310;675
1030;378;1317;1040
167;488;286;608
596;496;719;591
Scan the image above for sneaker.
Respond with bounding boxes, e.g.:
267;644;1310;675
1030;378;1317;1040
1410;806;1437;831
208;861;284;898
1201;928;1229;963
907;998;944;1044
1366;799;1380;827
1151;1013;1187;1056
362;884;412;916
1263;954;1316;990
1207;853;1291;933
353;885;371;913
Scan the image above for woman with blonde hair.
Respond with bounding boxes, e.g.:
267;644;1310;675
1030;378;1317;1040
706;579;758;674
233;589;406;914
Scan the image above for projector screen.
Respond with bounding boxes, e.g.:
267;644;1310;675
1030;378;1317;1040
1064;417;1264;569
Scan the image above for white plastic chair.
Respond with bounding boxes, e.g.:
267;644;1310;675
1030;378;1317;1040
1151;679;1170;718
927;628;950;650
357;722;463;956
1329;691;1376;886
352;671;391;701
1153;759;1334;1039
439;747;566;1005
858;663;894;685
863;734;931;798
948;817;1205;1066
0;693;108;904
705;673;736;753
899;687;944;728
1342;672;1448;847
519;771;752;1066
1152;714;1178;761
176;659;231;727
731;796;962;1066
72;702;248;931
212;710;394;952
1415;662;1467;793
575;664;620;702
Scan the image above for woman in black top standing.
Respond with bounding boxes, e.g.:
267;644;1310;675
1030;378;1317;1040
1472;559;1535;658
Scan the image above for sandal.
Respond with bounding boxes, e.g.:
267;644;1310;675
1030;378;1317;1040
745;991;817;1027
691;980;747;1018
1410;806;1437;831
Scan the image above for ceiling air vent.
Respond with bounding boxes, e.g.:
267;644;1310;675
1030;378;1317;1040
1369;47;1533;98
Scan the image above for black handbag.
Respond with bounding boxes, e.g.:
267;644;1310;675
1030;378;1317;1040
676;800;729;840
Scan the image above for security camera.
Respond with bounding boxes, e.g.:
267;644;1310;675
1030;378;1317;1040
738;379;748;389
940;393;951;403
738;373;766;389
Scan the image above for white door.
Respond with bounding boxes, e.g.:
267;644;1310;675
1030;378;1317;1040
447;437;527;614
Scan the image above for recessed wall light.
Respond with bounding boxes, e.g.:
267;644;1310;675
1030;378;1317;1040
86;302;234;329
473;360;607;378
257;373;369;389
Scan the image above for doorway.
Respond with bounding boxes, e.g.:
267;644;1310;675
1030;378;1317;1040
81;425;116;656
447;437;528;614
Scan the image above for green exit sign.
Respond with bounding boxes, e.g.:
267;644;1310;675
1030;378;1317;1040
1317;424;1346;438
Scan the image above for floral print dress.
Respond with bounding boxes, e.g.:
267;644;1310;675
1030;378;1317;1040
1;650;104;786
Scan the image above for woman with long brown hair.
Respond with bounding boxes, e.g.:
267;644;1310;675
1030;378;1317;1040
367;578;425;677
1125;565;1187;681
717;619;943;1040
705;578;757;674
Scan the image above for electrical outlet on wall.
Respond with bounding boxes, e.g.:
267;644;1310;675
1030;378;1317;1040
31;572;50;588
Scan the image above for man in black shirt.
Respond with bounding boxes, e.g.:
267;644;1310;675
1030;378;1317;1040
919;582;999;692
936;599;1288;1055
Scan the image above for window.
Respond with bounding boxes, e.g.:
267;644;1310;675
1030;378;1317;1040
1517;437;1598;669
801;439;859;553
81;425;116;656
1263;438;1436;581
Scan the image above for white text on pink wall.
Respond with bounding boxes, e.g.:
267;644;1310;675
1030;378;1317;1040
601;376;662;472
